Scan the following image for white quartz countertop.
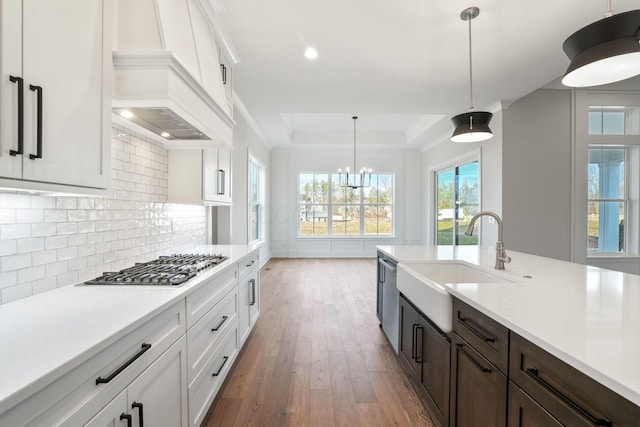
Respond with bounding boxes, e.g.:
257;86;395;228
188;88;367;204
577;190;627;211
377;245;640;407
0;245;258;416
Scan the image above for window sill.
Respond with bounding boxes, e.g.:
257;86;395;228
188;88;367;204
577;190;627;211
296;235;396;240
586;253;640;260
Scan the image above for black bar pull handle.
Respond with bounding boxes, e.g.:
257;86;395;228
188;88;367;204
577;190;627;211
415;325;424;363
28;84;42;160
220;64;227;84
96;343;152;385
525;368;611;426
456;343;491;373
131;402;144;427
411;324;418;361
9;75;23;156
457;314;495;343
212;356;229;377
245;260;255;267
249;279;256;305
120;413;133;427
211;315;229;332
217;169;225;195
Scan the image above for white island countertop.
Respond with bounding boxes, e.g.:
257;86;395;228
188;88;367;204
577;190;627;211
377;245;640;407
0;245;258;416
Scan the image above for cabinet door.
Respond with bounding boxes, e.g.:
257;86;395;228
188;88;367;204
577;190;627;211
127;336;188;427
398;296;420;377
0;0;22;179
84;391;128;427
19;0;110;188
418;319;450;427
248;270;260;326
450;333;507;427
216;147;232;203
238;274;251;345
508;381;562;427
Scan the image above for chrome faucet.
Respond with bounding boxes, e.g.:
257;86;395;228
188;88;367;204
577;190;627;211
464;211;511;270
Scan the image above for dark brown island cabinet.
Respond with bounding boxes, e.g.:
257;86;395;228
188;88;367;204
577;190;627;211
396;294;640;427
399;295;451;427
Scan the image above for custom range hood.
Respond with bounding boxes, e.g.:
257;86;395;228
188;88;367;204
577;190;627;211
112;0;235;147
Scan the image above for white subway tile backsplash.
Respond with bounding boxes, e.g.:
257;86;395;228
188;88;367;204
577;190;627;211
1;254;32;272
1;224;31;240
0;126;206;303
0;240;17;257
17;238;45;253
0;193;30;209
32;250;57;266
0;271;17;289
18;266;45;283
0;209;16;224
45;236;68;250
31;223;57;238
16;209;44;224
44;210;68;223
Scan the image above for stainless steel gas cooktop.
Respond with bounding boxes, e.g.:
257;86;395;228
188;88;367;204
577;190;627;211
84;254;228;286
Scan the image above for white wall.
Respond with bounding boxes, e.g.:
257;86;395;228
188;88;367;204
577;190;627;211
421;110;503;248
270;147;422;258
502;89;572;261
0;126;207;304
229;111;271;264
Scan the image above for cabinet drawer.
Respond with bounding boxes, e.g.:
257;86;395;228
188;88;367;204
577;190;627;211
238;252;259;279
186;266;237;328
2;301;186;427
452;298;509;373
509;332;640;426
188;324;238;427
187;286;238;384
508;380;562;426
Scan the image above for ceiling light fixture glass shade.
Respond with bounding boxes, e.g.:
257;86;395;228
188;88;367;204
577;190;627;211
562;4;640;87
451;7;493;143
338;116;372;189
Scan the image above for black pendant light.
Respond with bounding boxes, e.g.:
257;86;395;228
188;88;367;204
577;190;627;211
451;7;493;143
338;116;372;189
562;1;640;87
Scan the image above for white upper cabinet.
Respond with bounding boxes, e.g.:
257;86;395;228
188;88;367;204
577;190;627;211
0;0;111;191
168;147;232;205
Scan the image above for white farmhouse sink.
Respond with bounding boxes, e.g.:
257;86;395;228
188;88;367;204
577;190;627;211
397;262;515;333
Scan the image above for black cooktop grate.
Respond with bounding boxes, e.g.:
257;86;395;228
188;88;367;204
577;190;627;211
84;253;228;286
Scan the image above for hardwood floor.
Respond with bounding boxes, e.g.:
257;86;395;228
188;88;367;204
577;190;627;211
203;258;434;427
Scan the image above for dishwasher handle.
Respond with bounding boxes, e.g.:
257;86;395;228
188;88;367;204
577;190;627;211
378;258;397;273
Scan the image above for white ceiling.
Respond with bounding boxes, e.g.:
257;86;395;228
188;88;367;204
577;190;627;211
215;0;640;149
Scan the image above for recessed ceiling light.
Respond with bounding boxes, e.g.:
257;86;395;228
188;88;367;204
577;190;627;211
304;47;318;60
120;110;135;119
160;131;171;138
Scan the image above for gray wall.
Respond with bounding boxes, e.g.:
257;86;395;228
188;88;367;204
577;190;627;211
502;89;572;261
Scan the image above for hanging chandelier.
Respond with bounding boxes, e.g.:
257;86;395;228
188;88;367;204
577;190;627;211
338;116;372;189
562;1;640;87
450;6;493;143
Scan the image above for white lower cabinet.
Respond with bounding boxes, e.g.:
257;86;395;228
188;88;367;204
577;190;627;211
83;390;127;427
0;250;260;427
83;336;188;427
238;260;260;346
188;325;238;427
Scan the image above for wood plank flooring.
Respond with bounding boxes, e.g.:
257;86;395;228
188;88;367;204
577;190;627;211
203;258;433;427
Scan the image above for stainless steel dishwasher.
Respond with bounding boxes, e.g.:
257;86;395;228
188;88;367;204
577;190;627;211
377;252;399;353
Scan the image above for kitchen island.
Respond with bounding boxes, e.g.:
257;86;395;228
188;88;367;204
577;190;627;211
378;245;640;422
0;244;259;426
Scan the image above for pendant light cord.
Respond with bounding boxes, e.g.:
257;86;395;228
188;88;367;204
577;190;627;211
468;15;474;112
605;0;613;17
353;116;357;175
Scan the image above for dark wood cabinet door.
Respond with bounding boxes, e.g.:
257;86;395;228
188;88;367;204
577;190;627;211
450;333;507;427
398;296;420;377
418;318;450;427
508;381;562;427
